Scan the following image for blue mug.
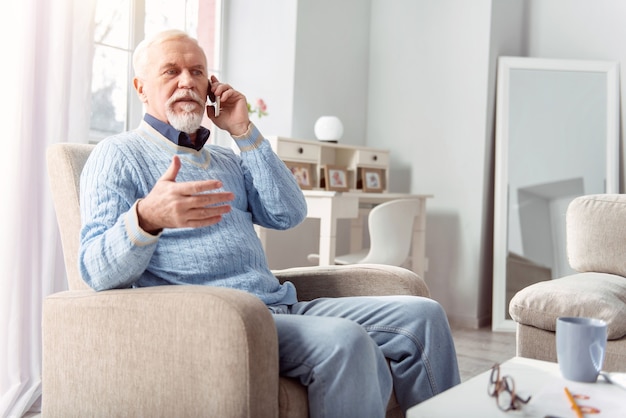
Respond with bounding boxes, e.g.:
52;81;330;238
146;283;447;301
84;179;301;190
556;317;607;382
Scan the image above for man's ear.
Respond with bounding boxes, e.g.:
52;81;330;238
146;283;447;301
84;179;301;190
133;77;148;104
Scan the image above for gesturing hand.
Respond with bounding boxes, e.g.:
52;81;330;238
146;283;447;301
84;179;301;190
136;155;235;234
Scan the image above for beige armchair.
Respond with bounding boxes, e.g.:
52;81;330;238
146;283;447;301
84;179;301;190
509;194;626;372
43;143;431;417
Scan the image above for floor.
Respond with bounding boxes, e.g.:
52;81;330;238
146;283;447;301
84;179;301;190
451;325;517;382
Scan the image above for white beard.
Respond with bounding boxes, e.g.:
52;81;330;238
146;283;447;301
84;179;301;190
167;105;203;133
165;90;205;133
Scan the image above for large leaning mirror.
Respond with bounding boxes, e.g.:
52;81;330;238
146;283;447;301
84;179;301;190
492;56;620;332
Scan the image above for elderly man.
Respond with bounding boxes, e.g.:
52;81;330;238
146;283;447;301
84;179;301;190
79;29;460;417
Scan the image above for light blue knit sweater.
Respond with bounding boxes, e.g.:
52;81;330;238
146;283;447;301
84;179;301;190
79;121;307;306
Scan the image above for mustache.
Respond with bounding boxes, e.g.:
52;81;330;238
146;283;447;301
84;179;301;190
166;90;205;108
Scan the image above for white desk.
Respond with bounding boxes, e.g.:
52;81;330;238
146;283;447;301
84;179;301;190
261;137;434;274
301;191;431;278
408;357;626;417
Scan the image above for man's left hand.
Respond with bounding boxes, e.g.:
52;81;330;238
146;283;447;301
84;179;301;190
206;75;251;136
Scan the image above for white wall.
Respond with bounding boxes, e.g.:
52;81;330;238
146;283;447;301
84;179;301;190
291;0;371;145
367;0;494;327
221;0;298;137
222;0;371;145
223;0;626;328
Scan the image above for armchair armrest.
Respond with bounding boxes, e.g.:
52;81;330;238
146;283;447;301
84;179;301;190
273;264;430;301
43;285;279;418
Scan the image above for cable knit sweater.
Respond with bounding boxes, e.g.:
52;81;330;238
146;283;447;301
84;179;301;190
79;121;307;306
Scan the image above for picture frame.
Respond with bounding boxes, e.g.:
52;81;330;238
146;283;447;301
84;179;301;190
285;161;313;190
361;168;385;192
323;165;350;192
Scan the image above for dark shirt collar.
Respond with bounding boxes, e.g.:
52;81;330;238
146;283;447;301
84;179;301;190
143;114;211;151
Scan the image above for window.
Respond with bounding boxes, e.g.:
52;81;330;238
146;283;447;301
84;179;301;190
90;0;222;142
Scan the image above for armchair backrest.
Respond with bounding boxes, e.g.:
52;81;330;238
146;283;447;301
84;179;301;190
567;194;626;277
47;143;95;290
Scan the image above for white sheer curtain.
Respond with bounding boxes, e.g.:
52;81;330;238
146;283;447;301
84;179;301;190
0;0;96;416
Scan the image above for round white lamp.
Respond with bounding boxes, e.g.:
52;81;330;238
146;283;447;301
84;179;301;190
314;116;344;142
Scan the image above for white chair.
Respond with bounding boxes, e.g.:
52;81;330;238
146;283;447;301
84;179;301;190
307;199;421;267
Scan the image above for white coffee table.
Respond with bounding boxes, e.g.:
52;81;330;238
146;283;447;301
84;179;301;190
408;356;626;417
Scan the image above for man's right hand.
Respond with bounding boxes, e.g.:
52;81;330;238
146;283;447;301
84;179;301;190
136;155;234;234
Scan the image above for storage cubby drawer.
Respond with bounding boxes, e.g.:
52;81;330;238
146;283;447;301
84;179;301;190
354;149;389;167
274;140;320;163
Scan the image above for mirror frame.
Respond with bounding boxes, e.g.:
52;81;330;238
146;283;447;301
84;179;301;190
492;56;620;332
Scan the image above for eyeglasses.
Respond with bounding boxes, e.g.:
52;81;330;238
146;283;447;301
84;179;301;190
487;363;532;411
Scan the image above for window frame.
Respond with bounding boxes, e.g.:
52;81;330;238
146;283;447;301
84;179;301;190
127;0;145;134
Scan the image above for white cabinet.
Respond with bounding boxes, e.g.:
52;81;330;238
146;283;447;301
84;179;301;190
267;136;390;192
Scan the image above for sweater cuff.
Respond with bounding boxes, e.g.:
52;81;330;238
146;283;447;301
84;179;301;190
124;200;161;246
232;122;264;152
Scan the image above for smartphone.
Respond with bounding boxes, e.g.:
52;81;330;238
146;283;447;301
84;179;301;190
207;80;220;117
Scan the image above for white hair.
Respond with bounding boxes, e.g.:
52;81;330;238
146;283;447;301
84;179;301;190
132;29;204;79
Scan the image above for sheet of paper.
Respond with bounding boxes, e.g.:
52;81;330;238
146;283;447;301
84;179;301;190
604;372;626;391
522;375;626;417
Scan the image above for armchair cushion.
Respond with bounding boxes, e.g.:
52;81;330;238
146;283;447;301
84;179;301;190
509;272;626;340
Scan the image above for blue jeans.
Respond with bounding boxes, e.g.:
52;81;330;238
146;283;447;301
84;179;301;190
271;296;460;418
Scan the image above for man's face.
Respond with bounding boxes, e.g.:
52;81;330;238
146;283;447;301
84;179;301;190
134;37;209;133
